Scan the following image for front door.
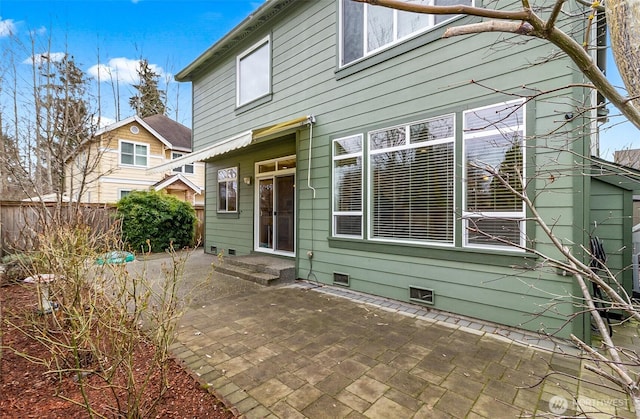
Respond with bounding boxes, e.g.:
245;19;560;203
255;156;296;254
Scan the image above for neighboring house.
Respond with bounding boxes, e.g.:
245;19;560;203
156;1;639;340
66;114;204;205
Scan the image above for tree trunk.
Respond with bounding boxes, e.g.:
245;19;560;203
607;0;640;111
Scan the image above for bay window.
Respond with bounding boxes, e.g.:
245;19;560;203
331;101;526;253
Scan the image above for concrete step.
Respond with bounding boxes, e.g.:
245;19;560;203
216;255;295;286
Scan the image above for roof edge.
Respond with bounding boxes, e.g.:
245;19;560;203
175;0;297;81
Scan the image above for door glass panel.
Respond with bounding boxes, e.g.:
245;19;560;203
258;179;273;249
275;175;295;252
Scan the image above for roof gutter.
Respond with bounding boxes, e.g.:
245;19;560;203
176;0;291;82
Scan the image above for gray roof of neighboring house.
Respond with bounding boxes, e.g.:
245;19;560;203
143;114;192;151
175;0;297;82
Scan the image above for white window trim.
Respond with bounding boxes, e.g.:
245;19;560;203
119;139;149;168
366;114;456;247
332;134;364;238
217;166;238;213
172;152;195;174
236;35;271;107
339;0;470;68
118;189;133;200
461;99;526;251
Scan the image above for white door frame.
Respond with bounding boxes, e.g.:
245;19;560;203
254;155;296;256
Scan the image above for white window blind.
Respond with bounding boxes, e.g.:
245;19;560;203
237;37;270;107
369;115;455;244
463;101;525;249
333;135;363;237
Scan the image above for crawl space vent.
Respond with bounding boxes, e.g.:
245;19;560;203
333;272;350;287
210;246;217;254
409;286;434;305
228;249;236;256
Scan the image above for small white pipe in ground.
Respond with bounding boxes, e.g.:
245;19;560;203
24;274;59;313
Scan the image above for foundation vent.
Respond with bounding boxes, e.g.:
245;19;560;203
409;286;434;305
210;246;217;254
333;272;350;287
228;249;236;256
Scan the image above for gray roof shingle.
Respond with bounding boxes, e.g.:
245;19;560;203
143;114;192;151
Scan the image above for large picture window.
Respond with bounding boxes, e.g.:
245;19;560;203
237;36;271;107
331;101;526;253
340;0;472;66
333;135;363;237
120;141;148;167
463;101;525;249
218;167;238;213
369;115;455;244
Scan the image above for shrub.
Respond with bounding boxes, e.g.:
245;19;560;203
117;190;197;252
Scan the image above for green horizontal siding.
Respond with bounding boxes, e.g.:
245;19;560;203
189;1;596;339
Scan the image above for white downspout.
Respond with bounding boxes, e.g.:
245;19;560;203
307;115;317;199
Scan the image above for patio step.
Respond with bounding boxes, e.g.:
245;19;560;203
215;254;295;286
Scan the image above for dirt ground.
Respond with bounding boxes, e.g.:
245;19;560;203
0;281;236;418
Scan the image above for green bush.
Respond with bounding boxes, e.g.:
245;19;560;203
117;190;197;252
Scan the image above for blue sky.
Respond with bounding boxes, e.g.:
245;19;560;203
0;0;266;127
0;0;637;160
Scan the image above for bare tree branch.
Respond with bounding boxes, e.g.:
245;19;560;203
354;0;640;130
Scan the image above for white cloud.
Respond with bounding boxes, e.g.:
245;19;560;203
22;52;66;65
88;57;166;85
93;115;116;129
0;17;16;37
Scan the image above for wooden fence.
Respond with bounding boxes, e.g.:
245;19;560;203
0;201;205;257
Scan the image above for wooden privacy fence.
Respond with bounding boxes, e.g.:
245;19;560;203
0;201;205;257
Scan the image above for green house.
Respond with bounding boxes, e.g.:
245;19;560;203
156;0;638;341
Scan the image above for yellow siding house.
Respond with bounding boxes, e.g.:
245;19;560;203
65;114;204;205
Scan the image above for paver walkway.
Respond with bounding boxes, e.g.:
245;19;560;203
147;250;636;418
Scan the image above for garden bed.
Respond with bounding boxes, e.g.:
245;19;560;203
0;282;235;418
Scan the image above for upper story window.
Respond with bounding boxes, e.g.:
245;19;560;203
172;152;194;174
120;140;148;167
237;36;271;107
340;0;471;66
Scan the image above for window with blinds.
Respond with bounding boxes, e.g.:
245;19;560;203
463;100;525;249
369;115;455;244
333;135;363;237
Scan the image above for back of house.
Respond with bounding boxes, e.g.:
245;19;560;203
175;0;633;340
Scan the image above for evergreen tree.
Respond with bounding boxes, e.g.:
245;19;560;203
129;59;166;117
38;54;92;197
